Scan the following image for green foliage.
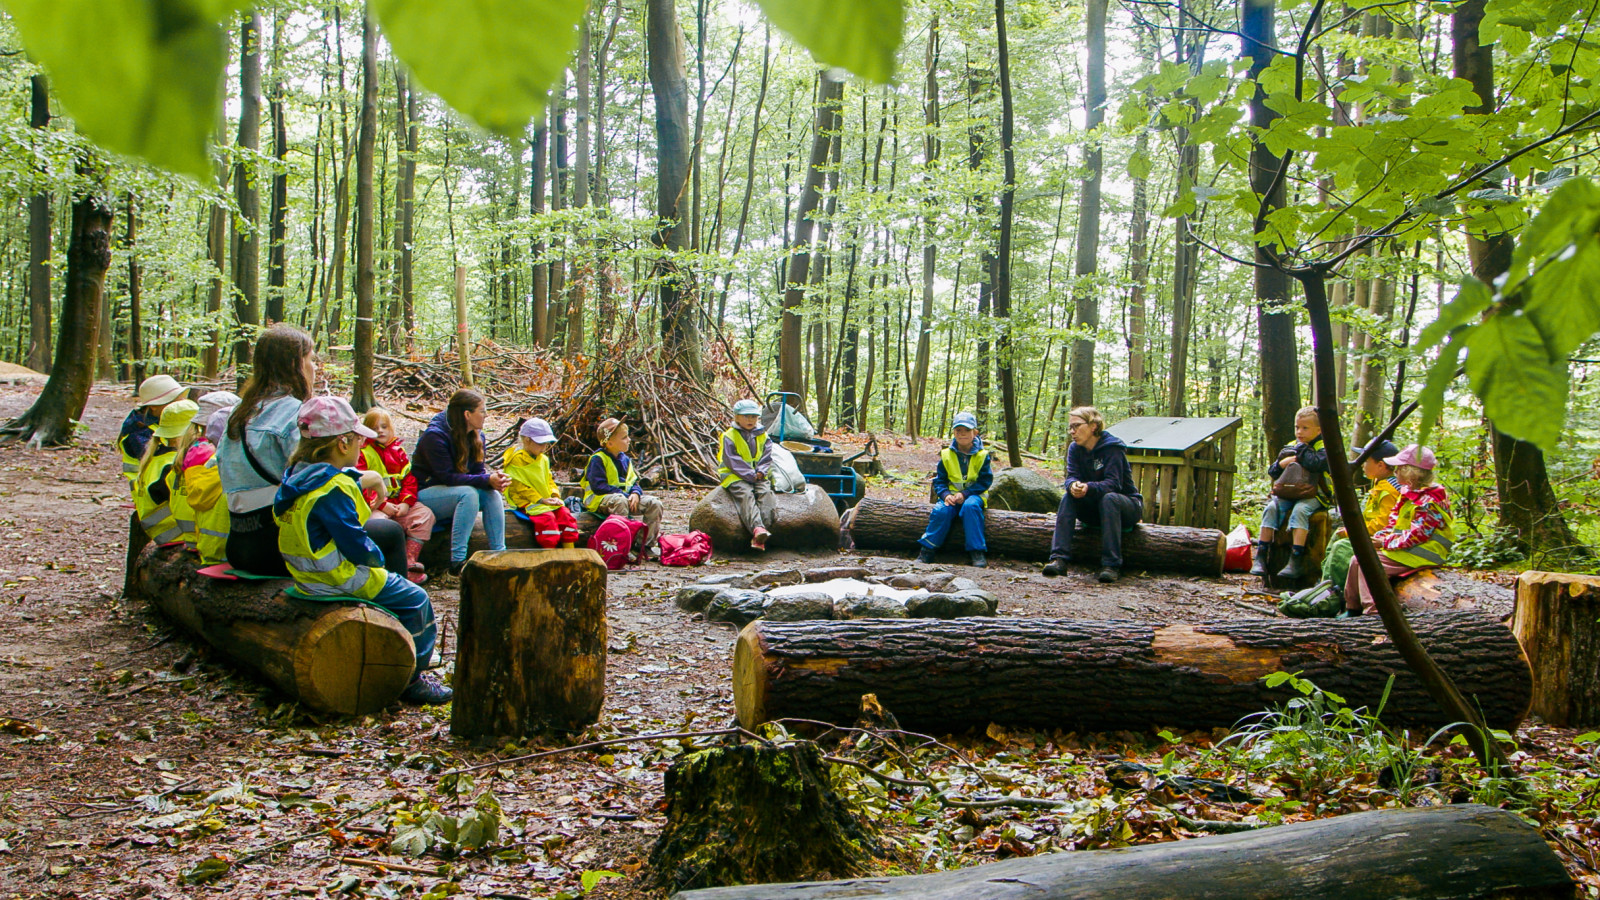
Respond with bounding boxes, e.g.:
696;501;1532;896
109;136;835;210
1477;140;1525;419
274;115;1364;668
390;791;502;857
1450;526;1528;569
0;0;245;181
754;0;903;83
371;0;586;137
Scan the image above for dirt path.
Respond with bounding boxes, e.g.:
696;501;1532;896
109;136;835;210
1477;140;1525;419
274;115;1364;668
0;384;1517;899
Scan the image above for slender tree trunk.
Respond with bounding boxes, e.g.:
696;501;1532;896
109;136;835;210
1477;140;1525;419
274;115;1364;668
718;25;772;323
572;21;593;356
530;116;549;347
350;9;379;412
1069;0;1107;409
549;88;568;347
993;0;1022;466
266;7;289;324
649;0;703;376
125;193;144;385
780;72;844;404
1127;126;1151;413
396;69;418;349
908;18;941;437
969;68;994;425
232;12;263;373
26;75;52;374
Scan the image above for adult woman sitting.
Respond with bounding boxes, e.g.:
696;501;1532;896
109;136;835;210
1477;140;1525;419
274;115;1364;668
413;389;509;575
216;324;405;577
1040;406;1143;583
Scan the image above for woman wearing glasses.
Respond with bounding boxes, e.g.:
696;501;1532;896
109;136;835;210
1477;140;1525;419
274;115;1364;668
1041;407;1143;583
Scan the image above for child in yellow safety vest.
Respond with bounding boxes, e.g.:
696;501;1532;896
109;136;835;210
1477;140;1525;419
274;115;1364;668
503;417;580;548
717;399;776;551
184;408;235;565
918;411;993;568
133;400;201;546
1341;444;1455;618
357;408;434;584
1318;438;1403;589
118;375;187;484
272;396;449;705
582;417;664;560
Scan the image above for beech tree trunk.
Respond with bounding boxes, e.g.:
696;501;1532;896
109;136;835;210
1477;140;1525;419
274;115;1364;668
733;612;1531;734
124;194;144;385
452;550;608;737
265;7;289;324
1068;0;1106;409
350;9;379;413
673;805;1571;900
649;0;703;377
128;545;415;715
232;12;263;372
993;0;1023;467
395;69;418;347
781;72;844;405
1512;570;1600;727
848;498;1226;575
26;75;51;374
907;19;940;437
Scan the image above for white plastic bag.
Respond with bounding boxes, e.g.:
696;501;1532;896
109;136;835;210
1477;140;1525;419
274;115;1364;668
767;442;808;493
761;400;816;442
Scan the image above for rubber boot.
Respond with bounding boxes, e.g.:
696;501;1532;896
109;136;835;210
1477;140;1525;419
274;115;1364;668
405;540;428;585
1249;541;1272;577
1277;550;1306;580
560;541;576;549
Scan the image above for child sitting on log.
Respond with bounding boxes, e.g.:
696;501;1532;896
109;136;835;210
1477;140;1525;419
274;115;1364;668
583;417;664;561
717;399;776;551
119;375;187;485
1340;444;1455;618
133;400;201;547
1321;438;1402;588
1250;406;1330;580
185;407;235;566
918;411;992;568
358;407;434;584
504;417;580;549
274;397;450;705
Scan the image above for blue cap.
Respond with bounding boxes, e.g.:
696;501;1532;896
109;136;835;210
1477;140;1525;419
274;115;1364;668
733;399;761;416
1358;438;1400;463
951;412;978;431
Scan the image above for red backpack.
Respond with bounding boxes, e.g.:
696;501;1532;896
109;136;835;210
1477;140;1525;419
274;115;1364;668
588;515;647;570
658;531;713;567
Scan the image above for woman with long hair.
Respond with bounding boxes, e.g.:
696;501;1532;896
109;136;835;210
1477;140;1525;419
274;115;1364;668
413;389;509;575
215;324;405;576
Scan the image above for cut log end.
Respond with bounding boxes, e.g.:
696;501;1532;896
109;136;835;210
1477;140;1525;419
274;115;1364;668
733;623;768;728
297;607;417;716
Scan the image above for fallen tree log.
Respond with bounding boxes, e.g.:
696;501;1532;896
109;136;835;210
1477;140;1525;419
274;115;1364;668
419;509;602;571
671;804;1572;900
128;544;416;715
847;498;1226;575
733;612;1530;733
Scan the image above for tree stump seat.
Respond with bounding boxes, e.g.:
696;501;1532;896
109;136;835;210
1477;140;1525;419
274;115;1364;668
1262;509;1330;590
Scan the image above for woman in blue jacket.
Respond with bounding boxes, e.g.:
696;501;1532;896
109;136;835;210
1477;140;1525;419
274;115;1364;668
413;389;509;575
1042;406;1143;583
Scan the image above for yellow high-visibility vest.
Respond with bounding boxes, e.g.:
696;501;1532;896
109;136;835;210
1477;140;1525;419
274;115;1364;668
1383;499;1456;569
503;446;564;516
275;474;387;600
360;444;410;500
716;427;767;488
133;449;185;545
186;458;229;565
581;452;637;512
940;446;989;506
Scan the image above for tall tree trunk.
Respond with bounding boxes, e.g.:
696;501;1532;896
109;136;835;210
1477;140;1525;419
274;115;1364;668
571;22;593;356
718;25;772;323
908;17;941;438
232;12;263;373
1451;0;1581;556
266;6;289;324
649;0;703;376
350;9;379;412
4;192;114;446
969;68;994;425
1127;126;1151;413
1069;0;1106;409
993;0;1022;467
1245;0;1300;450
780;72;844;404
530;116;549;347
691;0;708;253
1351;262;1394;447
25;75;52;374
549;88;568;348
396;69;419;349
1166;16;1204;417
125;193;144;385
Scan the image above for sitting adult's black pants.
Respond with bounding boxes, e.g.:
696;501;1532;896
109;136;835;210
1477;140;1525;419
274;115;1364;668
1048;490;1143;569
227;507;407;577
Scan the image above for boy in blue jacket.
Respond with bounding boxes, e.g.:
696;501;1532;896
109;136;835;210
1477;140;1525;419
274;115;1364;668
918;412;993;568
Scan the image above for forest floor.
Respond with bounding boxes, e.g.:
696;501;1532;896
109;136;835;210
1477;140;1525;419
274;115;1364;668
0;383;1594;900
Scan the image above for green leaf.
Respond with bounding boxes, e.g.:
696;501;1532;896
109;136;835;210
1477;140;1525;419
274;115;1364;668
1417;277;1492;351
182;855;232;885
391;823;433;857
1263;671;1295;688
753;0;904;84
1465;312;1568;449
1128;150;1153;182
581;870;623;892
1415;335;1467;448
3;0;241;181
372;0;588;137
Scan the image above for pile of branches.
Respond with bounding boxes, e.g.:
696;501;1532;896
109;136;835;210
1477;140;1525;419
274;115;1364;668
374;339;564;406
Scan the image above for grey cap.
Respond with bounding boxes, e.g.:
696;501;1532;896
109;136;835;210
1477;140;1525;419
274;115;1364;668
951;411;978;431
733;398;761;416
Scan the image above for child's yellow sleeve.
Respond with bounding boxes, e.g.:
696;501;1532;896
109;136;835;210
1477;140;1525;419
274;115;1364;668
185;460;223;511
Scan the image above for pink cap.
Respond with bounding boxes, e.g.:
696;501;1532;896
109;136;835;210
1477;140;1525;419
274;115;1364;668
1384;444;1436;470
298;396;377;440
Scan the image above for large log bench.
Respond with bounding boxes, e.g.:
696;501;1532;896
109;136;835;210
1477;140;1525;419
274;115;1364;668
419;508;602;571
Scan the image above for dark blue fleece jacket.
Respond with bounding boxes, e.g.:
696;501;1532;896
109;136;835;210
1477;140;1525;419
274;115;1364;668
930;437;994;501
272;462;383;569
1066;432;1142;502
412;411;491;491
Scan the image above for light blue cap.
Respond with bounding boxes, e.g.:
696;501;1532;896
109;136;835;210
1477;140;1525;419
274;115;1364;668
951;411;978;431
733;399;761;416
519;417;557;444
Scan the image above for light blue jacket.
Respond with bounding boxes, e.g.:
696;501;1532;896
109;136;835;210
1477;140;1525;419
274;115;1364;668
217;393;302;513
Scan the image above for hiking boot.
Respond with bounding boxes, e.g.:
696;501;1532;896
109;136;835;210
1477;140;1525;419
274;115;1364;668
1277;554;1306;580
916;547;937;564
969;551;988;568
448;560;467;577
1041;558;1069;577
399;672;453;706
1097;567;1121;583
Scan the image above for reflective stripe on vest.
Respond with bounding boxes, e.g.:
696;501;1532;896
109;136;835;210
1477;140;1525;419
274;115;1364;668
275;475;387;600
360;445;410;499
1383;499;1456;568
940;447;989;506
134;450;184;544
582;452;638;512
716;428;767;488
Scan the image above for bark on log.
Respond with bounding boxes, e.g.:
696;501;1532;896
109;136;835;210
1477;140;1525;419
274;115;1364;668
847;498;1225;575
734;612;1530;733
1513;570;1600;727
418;509;601;571
128;544;415;715
452;549;609;738
671;804;1572;900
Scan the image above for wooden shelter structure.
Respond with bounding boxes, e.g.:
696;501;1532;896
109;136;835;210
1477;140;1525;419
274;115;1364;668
1105;416;1241;530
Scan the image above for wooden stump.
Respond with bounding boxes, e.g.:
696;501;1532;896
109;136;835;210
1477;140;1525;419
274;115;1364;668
669;804;1572;900
419;509;602;571
1514;570;1600;727
129;544;416;715
1261;510;1331;591
733;612;1531;734
847;497;1226;575
451;549;608;738
123;511;149;598
649;743;875;894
